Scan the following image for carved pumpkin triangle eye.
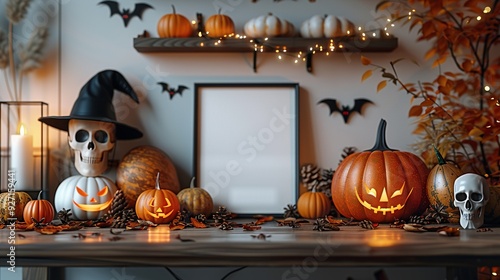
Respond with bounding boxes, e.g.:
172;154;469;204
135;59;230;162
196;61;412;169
97;186;109;196
391;182;405;198
76;186;88;197
148;198;172;208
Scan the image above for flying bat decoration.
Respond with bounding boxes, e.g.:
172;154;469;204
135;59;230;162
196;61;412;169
158;82;189;100
99;1;153;27
318;98;374;124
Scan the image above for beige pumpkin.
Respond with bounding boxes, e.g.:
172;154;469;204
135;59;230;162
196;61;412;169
0;191;32;222
244;13;295;38
177;178;214;216
300;15;356;38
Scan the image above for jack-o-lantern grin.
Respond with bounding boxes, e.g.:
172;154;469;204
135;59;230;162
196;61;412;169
145;197;175;219
355;182;413;215
73;185;112;212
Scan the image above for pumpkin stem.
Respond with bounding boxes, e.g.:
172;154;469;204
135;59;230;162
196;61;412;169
155;172;161;190
190;177;196;188
433;145;447;165
37;190;43;200
171;5;176;14
218;8;222;14
367;119;397;151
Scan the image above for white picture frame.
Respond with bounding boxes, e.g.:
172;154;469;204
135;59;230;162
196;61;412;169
194;83;299;216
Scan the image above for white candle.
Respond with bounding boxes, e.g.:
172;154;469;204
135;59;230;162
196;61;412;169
10;124;34;190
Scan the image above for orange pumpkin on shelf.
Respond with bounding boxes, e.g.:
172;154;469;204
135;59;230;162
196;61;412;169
116;145;180;208
23;191;55;225
177;177;214;216
204;9;235;38
426;146;462;222
297;188;331;219
157;5;193;38
331;119;429;223
135;173;180;224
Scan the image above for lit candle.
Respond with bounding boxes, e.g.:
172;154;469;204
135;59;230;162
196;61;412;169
10;124;34;190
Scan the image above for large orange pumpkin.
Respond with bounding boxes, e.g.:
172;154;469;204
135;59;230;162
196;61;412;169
23;191;55;225
204;9;235;38
157;5;192;38
135;173;180;224
331;119;429;223
116;145;180;208
426;147;462;222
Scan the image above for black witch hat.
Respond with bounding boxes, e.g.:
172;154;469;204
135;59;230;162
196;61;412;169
39;69;143;140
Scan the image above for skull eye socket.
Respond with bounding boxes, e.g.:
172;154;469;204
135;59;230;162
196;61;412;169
455;192;467;202
95;130;109;143
471;192;483;202
75;130;89;142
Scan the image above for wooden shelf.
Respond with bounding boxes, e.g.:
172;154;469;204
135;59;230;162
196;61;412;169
134;36;397;53
133;36;398;72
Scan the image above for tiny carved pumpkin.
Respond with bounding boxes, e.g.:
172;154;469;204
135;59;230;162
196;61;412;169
177;177;214;216
0;191;32;222
331;119;429;223
157;5;193;38
205;9;235;38
243;13;295;38
116;145;180;208
136;173;180;224
23;191;55;225
300;15;356;38
297;188;331;219
54;175;117;220
426;147;462;222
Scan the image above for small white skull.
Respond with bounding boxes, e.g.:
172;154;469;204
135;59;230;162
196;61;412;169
68;119;115;177
453;173;489;229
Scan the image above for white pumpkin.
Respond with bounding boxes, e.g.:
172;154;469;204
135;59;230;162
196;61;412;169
54;175;117;220
244;13;295;38
300;15;356;38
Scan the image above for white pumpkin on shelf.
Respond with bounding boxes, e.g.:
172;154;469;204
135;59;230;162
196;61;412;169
243;13;295;38
300;15;356;38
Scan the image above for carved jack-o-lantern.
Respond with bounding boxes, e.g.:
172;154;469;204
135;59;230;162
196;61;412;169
135;173;180;224
54;175;117;220
331;119;429;223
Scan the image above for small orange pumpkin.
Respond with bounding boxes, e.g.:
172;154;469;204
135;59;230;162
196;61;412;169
177;178;214;216
205;9;235;38
23;191;55;225
157;5;192;38
297;188;331;219
135;173;180;224
426;146;462;222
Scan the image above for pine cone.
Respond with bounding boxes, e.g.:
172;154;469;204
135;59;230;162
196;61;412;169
213;206;231;225
300;164;321;191
283;204;300;218
57;208;72;224
407;215;426;225
340;147;357;165
359;220;377;230
423;204;449;224
109;190;128;218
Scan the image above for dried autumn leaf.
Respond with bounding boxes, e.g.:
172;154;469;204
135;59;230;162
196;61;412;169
403;224;426;232
0;224;5;229
377;80;387;92
360;55;372;65
243;224;262;231
361;69;372;82
169;223;186;231
254;215;273;225
469;127;484;137
409;105;423;117
191;217;207;228
438;227;460;236
35;226;62;235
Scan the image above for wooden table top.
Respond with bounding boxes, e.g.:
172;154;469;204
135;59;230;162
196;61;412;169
1;220;500;267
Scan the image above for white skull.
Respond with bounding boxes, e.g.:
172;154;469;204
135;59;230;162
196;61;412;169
68;119;115;177
453;173;489;229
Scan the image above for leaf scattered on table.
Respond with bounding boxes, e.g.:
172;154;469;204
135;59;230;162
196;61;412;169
243;224;262;231
35;226;62;235
476;228;493;232
169;223;186;231
18;234;26;239
110;228;125;235
191;217;207;228
254;215;274;225
403;224;426;232
176;234;195;242
438;227;460;236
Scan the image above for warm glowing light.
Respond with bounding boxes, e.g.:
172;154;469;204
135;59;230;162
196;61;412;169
477;16;482;21
358;26;363;31
191;20;196;25
484;6;491;13
386;18;391;22
278;55;282;59
347;30;351;35
484;86;491;91
19;124;27;135
391;23;395;27
294;59;298;63
372;32;376;37
385;32;390;36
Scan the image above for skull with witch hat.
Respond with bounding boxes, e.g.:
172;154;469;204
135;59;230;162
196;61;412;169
39;69;143;177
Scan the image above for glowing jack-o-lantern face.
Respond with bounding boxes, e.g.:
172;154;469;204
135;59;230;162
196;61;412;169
135;173;180;224
355;182;413;215
54;175;118;220
331;120;429;223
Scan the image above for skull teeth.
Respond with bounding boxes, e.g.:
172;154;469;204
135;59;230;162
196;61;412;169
80;153;103;164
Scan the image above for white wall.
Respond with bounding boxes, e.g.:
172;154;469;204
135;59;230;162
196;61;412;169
1;0;449;189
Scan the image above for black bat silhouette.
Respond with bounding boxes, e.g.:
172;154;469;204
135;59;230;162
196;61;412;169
99;1;153;27
158;82;189;99
318;98;374;123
